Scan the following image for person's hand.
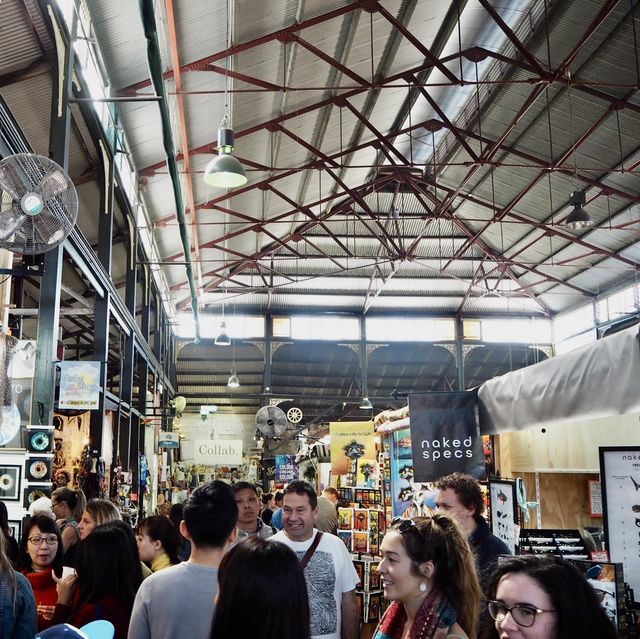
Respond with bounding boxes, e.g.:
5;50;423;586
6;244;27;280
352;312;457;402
52;570;77;605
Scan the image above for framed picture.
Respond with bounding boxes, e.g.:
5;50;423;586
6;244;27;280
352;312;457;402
599;446;640;596
8;520;21;542
0;465;21;501
488;478;517;554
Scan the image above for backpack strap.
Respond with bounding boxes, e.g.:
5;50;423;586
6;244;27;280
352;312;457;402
300;532;323;570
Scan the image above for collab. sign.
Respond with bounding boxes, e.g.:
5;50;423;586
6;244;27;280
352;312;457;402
193;439;243;465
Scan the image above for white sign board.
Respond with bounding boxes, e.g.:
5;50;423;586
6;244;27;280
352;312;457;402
193;439;243;466
600;447;640;595
159;432;180;448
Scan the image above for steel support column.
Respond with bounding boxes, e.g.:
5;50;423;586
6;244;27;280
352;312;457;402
32;2;75;425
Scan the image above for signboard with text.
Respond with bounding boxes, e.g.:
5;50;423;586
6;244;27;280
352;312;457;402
408;391;484;482
193;439;243;465
600;446;640;595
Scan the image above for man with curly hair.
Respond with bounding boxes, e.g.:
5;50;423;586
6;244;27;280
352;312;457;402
435;472;510;587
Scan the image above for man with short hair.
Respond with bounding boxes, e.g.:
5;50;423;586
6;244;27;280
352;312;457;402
260;492;275;525
270;490;284;530
271;480;359;639
233;481;274;540
128;481;238;639
316;486;339;534
435;471;511;586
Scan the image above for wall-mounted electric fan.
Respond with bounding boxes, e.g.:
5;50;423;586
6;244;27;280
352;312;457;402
0;153;78;254
255;405;288;438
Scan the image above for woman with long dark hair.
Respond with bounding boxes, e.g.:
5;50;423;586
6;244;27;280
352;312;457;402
136;516;182;571
375;514;482;639
16;514;63;630
49;521;142;638
210;536;310;639
482;555;619;639
0;526;37;638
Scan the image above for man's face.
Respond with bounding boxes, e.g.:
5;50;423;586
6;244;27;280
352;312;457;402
434;487;476;532
283;492;318;541
234;488;260;526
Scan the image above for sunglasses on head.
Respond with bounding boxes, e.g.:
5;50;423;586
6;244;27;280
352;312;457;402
391;517;418;533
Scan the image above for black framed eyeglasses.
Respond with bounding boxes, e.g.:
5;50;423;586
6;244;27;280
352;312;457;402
487;601;556;628
391;517;417;533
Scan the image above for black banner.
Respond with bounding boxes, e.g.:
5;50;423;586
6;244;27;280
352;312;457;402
409;392;484;482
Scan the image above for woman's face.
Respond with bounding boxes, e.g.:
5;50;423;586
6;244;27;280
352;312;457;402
27;525;59;571
51;497;71;520
494;573;557;639
378;530;426;606
77;510;97;540
136;530;160;562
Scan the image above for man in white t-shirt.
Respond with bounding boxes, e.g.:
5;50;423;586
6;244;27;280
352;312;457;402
271;480;360;639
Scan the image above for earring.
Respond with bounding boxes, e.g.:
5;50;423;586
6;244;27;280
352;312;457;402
419;582;427;593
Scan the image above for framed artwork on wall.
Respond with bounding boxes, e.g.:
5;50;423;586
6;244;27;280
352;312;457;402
0;465;21;501
599;446;640;596
488;478;517;554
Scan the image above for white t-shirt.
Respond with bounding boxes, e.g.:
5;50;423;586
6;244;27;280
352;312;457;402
271;529;360;639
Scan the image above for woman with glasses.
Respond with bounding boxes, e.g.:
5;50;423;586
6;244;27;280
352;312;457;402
17;514;64;630
375;514;482;639
0;522;37;638
482;555;619;639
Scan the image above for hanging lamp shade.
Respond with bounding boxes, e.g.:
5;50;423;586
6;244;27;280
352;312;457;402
203;127;248;188
214;320;231;346
565;206;594;230
566;190;594;230
359;397;373;410
227;372;240;388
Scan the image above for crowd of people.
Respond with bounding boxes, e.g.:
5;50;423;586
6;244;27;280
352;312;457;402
0;472;621;639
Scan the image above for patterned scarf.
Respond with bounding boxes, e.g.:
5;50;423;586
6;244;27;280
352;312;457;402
373;589;459;639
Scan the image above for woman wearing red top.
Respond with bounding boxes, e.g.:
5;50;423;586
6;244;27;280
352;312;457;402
17;514;64;630
50;521;142;638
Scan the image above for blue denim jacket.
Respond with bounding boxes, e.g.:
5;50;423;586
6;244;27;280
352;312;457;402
0;571;37;639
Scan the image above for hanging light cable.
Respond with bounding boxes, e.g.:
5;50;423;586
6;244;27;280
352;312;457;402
203;0;248;189
565;80;593;230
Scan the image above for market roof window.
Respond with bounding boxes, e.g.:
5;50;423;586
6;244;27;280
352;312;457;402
366;318;455;342
553;304;594;343
289;316;359;341
596;285;638;324
174;314;264;339
480;318;552;344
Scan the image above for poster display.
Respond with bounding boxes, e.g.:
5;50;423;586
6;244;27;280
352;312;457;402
275;455;298;483
600;446;640;595
58;361;101;410
389;427;437;518
408;392;484;482
329;421;375;476
489;478;517;554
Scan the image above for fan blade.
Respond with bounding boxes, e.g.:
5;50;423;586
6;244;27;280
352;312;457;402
36;165;69;201
0;207;27;240
0;165;27;201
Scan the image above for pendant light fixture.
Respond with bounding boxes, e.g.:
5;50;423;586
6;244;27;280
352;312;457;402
214;319;231;346
226;303;239;388
359;397;373;410
203;0;247;189
565;190;594;230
